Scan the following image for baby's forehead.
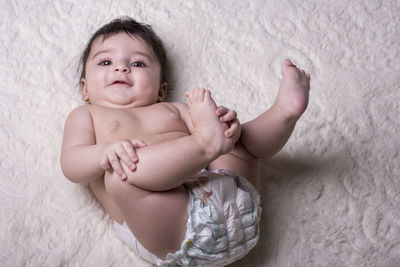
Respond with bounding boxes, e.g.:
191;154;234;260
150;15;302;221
90;32;156;57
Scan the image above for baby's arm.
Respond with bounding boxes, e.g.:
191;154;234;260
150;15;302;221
60;106;142;183
61;106;103;183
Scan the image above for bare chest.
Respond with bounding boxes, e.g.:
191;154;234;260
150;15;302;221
91;104;189;145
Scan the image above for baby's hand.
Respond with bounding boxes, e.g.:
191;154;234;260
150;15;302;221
99;139;146;180
216;106;241;140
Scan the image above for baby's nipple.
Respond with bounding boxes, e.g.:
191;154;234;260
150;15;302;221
109;121;119;132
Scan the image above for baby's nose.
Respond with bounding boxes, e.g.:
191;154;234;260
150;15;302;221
114;62;130;73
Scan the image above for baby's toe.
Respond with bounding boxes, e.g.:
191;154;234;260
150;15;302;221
186;88;206;103
203;89;212;102
283;59;293;67
282;59;299;74
197;87;206;96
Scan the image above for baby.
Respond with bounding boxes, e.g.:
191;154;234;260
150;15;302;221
61;17;310;266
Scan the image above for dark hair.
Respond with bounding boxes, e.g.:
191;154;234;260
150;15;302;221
79;17;167;84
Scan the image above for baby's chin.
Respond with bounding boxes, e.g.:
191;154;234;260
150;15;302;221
99;99;155;109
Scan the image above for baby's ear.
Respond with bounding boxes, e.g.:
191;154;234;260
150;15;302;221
81;78;90;103
157;82;168;102
81;78;88;94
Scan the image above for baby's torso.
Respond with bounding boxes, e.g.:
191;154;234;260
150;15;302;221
87;102;190;222
91;102;189;145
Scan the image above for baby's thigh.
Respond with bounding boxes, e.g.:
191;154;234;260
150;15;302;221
104;172;189;257
209;140;260;192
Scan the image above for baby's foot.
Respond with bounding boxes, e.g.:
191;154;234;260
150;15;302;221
275;59;310;121
185;88;234;157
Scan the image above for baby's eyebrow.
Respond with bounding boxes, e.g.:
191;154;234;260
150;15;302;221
131;51;154;62
91;49;111;60
91;49;154;62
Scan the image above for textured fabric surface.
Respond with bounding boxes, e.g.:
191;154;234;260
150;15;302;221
0;1;399;266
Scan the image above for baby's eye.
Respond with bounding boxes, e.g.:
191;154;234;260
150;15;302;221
99;60;112;66
131;61;146;67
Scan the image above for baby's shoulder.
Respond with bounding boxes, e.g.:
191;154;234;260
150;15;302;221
65;105;92;124
167;101;189;114
69;104;91;114
165;102;192;128
152;101;187;116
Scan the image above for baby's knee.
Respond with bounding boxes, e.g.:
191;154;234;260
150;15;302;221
104;171;148;202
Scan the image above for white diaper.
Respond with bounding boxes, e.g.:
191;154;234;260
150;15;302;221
114;169;262;266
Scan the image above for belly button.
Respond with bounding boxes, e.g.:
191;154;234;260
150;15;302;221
109;121;119;132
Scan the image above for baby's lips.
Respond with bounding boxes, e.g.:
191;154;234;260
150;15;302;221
110;77;132;86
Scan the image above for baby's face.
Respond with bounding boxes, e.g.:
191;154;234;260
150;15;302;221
81;32;166;108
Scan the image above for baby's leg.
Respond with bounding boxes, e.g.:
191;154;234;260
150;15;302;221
209;60;310;190
105;173;189;260
209;141;261;191
113;89;233;192
239;59;310;159
105;89;235;259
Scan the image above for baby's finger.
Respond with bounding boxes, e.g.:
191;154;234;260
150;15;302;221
123;142;139;164
117;146;137;171
99;155;112;172
108;153;127;180
225;119;241;138
216;106;228;117
130;139;147;148
220;109;237;122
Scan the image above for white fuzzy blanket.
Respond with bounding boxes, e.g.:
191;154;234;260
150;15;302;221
1;1;399;266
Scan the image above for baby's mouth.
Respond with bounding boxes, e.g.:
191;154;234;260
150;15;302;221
111;80;131;86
